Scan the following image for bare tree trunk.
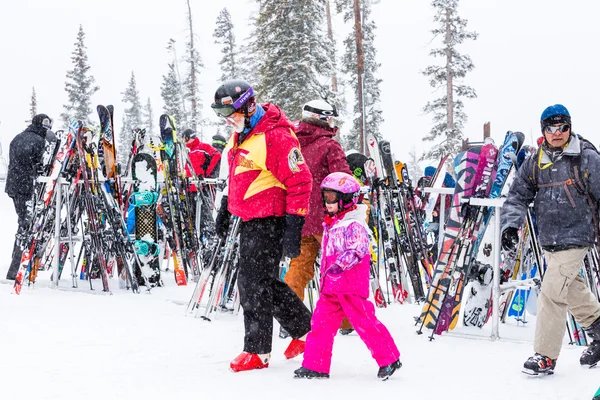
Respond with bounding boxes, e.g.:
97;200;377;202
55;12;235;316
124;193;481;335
325;0;338;92
187;0;198;133
168;40;188;119
354;0;366;154
445;7;454;133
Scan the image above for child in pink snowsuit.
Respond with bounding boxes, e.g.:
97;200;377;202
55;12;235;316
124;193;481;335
294;172;401;380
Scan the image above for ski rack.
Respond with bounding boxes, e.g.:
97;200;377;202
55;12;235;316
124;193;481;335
36;174;226;291
423;187;454;256
461;196;505;341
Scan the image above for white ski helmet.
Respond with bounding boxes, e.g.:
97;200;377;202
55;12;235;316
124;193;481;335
302;99;339;127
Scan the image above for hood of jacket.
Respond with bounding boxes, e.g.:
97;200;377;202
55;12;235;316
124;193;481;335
294;121;339;148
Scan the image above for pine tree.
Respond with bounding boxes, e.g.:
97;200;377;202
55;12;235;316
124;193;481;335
421;0;478;162
252;0;339;120
337;0;383;152
27;87;37;124
213;8;238;82
161;63;185;129
61;25;99;127
166;38;188;124
120;72;143;164
183;0;204;134
143;97;155;136
408;146;423;182
237;12;261;87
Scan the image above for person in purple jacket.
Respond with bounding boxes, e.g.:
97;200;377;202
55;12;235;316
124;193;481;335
294;172;401;381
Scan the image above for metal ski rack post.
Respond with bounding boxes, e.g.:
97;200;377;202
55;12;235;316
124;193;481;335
423;187;454;257
464;197;504;340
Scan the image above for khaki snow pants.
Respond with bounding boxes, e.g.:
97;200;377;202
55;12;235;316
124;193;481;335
534;247;600;359
284;235;352;330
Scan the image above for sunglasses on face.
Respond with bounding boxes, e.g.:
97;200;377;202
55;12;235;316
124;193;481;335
544;124;570;134
322;190;341;204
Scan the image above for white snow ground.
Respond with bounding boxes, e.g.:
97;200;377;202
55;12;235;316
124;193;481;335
0;185;597;400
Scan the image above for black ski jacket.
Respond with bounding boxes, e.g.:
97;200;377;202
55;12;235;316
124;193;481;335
501;134;600;250
5;124;47;198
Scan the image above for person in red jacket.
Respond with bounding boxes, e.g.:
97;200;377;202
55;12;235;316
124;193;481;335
281;100;354;335
183;129;221;180
183;129;221;236
211;79;313;373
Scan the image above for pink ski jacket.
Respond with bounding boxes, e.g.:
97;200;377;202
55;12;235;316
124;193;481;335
320;205;371;298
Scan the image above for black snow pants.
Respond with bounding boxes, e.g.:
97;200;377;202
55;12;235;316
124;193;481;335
7;194;31;280
237;216;312;354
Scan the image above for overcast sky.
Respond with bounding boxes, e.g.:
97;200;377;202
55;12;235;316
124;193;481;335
1;0;599;171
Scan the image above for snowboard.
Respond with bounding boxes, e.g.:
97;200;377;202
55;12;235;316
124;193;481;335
132;152;161;287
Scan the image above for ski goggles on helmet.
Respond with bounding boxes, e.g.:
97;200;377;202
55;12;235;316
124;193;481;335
42;116;53;130
544;124;570;134
211;87;255;118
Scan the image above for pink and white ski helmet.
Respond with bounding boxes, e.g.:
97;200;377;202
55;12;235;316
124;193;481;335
320;172;361;210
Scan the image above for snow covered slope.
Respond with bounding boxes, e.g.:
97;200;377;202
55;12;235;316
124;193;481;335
0;188;597;400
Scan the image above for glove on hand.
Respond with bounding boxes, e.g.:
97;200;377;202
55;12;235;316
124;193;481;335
282;215;305;259
501;227;519;252
215;196;231;240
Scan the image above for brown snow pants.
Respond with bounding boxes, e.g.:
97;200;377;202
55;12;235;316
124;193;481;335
284;234;352;330
534;247;600;359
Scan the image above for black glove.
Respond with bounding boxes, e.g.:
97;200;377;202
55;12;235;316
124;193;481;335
215;196;231;240
501;227;519;252
282;215;305;259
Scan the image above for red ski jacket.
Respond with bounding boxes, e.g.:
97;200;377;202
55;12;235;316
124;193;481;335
294;121;351;237
185;137;221;191
225;103;312;221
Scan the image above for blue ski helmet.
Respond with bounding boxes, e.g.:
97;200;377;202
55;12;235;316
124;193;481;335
540;104;571;131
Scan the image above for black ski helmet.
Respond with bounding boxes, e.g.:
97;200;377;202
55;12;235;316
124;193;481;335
212;134;227;151
32;113;53;130
182;128;196;141
211;79;256;118
346;151;368;185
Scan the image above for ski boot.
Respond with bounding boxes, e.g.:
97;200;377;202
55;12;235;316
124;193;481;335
581;317;600;368
339;328;354;335
294;367;329;379
284;338;306;359
377;359;402;381
230;352;270;373
522;353;556;375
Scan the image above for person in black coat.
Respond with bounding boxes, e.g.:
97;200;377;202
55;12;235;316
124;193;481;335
5;114;54;280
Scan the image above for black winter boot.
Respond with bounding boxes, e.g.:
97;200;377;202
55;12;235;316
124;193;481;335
293;367;329;379
377;359;402;381
581;317;600;368
522;353;556;375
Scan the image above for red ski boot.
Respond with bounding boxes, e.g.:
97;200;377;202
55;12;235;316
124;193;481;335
284;339;306;359
230;352;270;372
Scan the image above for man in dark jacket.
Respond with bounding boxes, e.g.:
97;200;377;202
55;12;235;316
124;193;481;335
211;79;313;373
5;114;54;280
283;100;352;331
501;104;600;375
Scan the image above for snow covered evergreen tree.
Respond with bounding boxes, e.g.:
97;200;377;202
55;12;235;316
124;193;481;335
61;25;99;127
161;63;185;129
252;0;338;120
120;72;143;164
143;97;155;137
408;147;423;182
183;0;203;134
213;8;238;82
337;0;383;151
421;0;477;161
27;87;37;124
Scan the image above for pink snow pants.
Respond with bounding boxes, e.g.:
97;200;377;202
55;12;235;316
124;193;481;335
302;293;400;374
